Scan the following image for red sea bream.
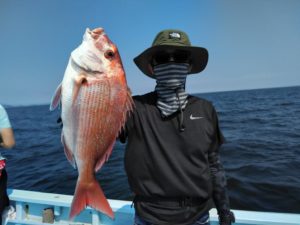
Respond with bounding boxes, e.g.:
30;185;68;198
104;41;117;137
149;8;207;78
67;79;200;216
50;27;133;219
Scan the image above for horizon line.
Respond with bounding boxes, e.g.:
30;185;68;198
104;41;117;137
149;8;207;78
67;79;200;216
3;84;300;108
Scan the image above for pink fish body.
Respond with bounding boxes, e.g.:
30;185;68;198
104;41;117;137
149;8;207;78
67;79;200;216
50;28;133;219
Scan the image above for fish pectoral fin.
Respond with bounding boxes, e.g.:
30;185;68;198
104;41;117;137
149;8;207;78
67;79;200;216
50;83;62;111
72;73;87;106
61;133;76;169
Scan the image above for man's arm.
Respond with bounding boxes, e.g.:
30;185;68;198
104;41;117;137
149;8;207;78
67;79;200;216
208;149;232;214
208;106;235;225
209;150;235;224
0;127;15;149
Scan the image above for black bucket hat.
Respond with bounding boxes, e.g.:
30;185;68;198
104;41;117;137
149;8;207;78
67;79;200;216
134;29;209;78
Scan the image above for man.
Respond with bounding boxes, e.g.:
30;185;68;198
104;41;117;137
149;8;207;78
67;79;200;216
0;104;15;219
119;29;235;225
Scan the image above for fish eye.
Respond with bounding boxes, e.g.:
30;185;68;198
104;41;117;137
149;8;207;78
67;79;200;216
104;50;115;60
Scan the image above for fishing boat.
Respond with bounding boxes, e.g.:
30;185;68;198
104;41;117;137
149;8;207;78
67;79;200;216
4;189;300;225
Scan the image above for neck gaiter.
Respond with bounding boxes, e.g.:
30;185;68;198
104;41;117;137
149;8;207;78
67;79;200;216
154;63;189;117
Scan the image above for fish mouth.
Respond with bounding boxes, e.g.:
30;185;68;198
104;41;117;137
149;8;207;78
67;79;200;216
91;28;104;35
87;70;103;76
87;27;105;39
70;59;103;76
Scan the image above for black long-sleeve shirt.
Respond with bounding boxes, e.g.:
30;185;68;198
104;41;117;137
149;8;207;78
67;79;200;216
119;92;230;225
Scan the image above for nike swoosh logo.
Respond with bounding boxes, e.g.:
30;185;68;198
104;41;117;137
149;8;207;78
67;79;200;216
190;114;204;120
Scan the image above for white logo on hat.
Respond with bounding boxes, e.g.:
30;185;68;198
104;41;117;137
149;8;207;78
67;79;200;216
169;32;181;39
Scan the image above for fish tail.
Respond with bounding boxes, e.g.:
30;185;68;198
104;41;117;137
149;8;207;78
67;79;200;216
69;178;114;219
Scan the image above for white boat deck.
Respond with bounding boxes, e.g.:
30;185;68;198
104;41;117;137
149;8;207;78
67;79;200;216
5;189;300;225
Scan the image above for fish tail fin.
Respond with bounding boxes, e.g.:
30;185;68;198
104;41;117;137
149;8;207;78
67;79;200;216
69;179;114;220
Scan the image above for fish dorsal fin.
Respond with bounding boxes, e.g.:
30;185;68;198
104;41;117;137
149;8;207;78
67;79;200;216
61;133;76;169
50;83;62;111
120;87;134;130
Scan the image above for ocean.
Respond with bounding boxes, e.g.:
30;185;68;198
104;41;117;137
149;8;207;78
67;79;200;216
2;86;300;213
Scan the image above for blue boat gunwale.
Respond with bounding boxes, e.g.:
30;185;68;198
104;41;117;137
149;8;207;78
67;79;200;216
6;189;300;225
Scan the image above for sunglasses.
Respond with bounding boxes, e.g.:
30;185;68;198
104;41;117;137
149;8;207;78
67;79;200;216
151;51;191;66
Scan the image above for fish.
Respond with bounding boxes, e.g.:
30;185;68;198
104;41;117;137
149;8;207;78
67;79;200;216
50;27;133;219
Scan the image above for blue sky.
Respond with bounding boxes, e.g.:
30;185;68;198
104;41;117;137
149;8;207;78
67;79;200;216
0;0;299;106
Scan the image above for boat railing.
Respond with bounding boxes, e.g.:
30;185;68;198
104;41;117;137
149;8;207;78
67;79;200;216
5;189;300;225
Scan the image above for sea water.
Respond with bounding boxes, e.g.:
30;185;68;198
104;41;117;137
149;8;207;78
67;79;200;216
2;86;300;213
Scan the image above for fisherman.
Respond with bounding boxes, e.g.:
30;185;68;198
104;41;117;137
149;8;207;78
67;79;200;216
119;30;235;225
0;104;15;220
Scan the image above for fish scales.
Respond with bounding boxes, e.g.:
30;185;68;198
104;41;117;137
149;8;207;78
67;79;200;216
76;81;115;165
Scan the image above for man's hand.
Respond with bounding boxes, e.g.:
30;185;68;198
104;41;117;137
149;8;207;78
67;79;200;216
219;210;235;225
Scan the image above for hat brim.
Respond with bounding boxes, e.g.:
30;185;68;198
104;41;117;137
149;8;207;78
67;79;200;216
134;45;209;78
